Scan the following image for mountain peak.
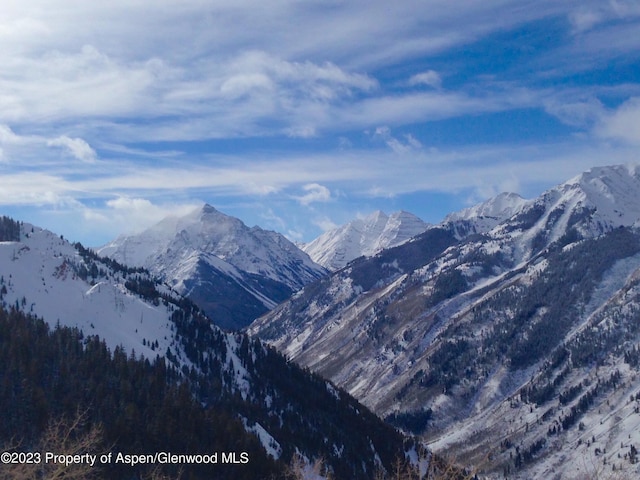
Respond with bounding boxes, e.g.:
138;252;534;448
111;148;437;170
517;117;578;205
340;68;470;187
98;205;326;329
567;165;640;220
535;163;640;237
389;209;429;225
302;210;429;270
445;192;527;224
201;203;219;214
190;203;236;226
570;163;639;186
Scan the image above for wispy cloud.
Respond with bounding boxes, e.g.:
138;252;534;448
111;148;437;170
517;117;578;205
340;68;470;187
0;0;638;245
295;183;333;206
3;138;639;244
47;136;97;163
408;70;442;89
372;126;423;154
596;97;640;145
0;1;609;141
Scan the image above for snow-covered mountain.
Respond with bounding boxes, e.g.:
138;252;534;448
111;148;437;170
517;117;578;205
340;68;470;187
98;204;326;330
443;191;528;236
249;164;640;479
302;210;429;271
0;216;418;479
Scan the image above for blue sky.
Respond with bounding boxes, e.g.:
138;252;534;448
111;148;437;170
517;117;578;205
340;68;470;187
1;0;640;246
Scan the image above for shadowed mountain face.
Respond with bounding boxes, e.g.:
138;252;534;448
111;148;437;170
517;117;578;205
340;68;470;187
249;164;640;478
98;204;327;330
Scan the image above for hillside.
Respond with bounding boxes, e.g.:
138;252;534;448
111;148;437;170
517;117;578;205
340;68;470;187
249;164;640;479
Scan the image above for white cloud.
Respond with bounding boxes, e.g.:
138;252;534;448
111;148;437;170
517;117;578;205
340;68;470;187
0;0;604;143
547;17;640;76
285;125;317;138
220;73;274;99
98;196;200;235
0;43;382;141
286;229;304;242
467;174;522;206
609;0;640;19
373;126;422;154
47;135;97;162
543;96;605;127
0;124;22;144
296;183;332;206
0;45;164;125
3;136;638;247
0;125;103;165
0;171;79;207
52;160;354;196
408;70;442;89
404;134;422;149
105;196;154;211
1;138;634;214
335;89;530;132
338;136;352;149
596;97;640;144
102;196;201;223
568;9;604;33
259;208;287;231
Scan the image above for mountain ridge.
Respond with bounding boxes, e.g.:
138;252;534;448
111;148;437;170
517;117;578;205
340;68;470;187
302;209;429;271
249;163;640;479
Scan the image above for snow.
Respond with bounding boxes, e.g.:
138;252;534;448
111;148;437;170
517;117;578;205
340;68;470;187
303;210;428;270
0;224;178;360
567;164;640;228
326;381;341;401
243;419;282;460
97;203;326;307
224;333;252;400
405;444;431;478
445;192;528;226
251;163;640;478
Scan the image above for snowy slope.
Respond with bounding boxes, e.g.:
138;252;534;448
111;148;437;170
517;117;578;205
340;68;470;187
98;204;326;329
250;163;640;478
443;192;528;235
0;224;177;360
302;210;429;271
565;163;640;228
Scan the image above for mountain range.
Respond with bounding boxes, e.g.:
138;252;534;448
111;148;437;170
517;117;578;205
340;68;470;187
6;163;640;478
0;216;420;479
97;204;433;330
249;164;640;479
